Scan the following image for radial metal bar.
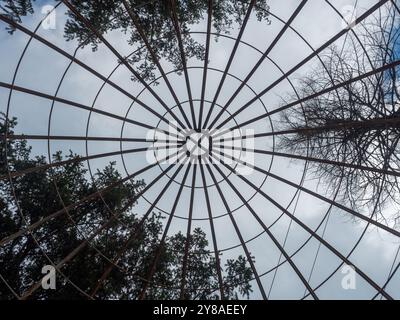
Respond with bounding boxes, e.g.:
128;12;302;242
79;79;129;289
3;134;181;144
202;0;256;129
223;116;400;141
197;0;213;131
212;145;400;178
138;163;193;300
169;0;197;129
179;164;197;299
0;143;181;181
208;0;308;129
199;162;225;299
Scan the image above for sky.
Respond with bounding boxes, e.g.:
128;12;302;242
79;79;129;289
0;0;399;299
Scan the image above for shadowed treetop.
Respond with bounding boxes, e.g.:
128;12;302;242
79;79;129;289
0;0;270;82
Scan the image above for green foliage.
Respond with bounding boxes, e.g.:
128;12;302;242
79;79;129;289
1;0;270;82
0;0;34;30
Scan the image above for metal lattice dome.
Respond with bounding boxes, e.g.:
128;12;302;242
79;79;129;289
0;0;399;300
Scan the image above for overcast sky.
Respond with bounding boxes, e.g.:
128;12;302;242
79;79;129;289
1;0;399;299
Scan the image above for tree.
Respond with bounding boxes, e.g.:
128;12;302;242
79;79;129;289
278;6;400;220
1;0;270;82
0;114;254;300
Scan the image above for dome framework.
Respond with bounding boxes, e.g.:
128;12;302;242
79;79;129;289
0;0;399;300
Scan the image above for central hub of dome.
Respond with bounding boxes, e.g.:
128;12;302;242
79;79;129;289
183;130;212;159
